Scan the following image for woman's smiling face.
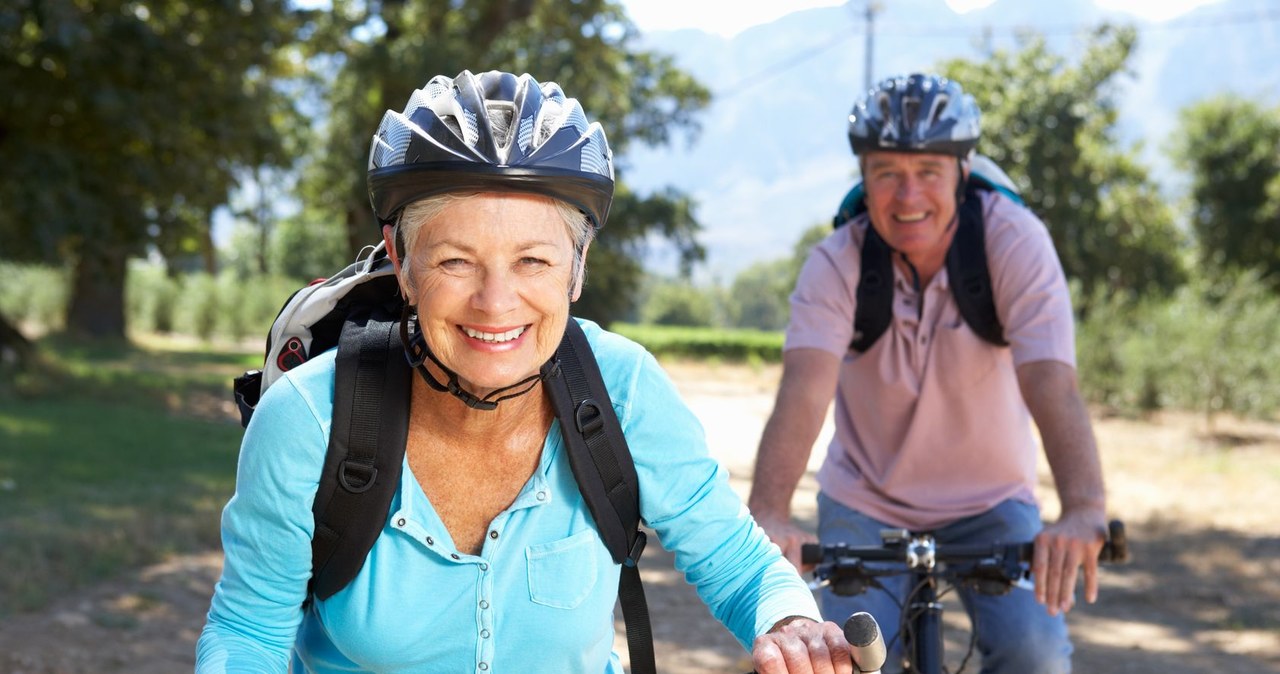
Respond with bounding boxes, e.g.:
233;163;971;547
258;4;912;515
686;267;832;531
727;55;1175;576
396;192;582;397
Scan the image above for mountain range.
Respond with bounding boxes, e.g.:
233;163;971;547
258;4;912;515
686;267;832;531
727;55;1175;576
622;0;1280;280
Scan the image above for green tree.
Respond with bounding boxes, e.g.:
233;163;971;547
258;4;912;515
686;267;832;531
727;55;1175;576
727;259;791;330
1171;95;1280;284
299;0;710;326
725;223;828;330
0;0;308;338
941;26;1185;302
640;277;716;327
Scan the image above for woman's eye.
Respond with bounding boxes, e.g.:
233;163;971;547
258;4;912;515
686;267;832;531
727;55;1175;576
439;258;469;269
519;257;549;267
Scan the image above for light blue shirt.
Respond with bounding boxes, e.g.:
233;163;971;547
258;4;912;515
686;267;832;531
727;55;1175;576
197;319;818;673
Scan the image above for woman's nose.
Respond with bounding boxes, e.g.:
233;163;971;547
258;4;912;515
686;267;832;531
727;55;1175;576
471;267;519;315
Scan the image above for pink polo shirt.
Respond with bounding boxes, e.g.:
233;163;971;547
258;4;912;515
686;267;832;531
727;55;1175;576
785;190;1075;531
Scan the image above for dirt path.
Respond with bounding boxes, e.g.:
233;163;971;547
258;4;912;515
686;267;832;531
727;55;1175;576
2;362;1278;673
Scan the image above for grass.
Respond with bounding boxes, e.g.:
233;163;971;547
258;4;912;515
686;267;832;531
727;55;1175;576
0;334;259;616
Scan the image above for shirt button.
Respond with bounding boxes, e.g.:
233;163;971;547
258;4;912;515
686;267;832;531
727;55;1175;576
489;530;499;540
426;536;434;546
396;518;406;527
480;563;489;571
451;553;460;560
479;663;489;671
536;491;547;501
481;629;491;639
479;600;490;610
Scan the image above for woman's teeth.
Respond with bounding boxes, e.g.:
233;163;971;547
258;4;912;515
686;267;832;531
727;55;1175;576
463;326;526;343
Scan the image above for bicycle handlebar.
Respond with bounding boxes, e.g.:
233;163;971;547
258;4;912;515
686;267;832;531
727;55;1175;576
802;519;1129;567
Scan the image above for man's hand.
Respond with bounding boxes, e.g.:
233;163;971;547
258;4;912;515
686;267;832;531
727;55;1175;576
1032;509;1107;616
752;618;854;674
755;514;819;572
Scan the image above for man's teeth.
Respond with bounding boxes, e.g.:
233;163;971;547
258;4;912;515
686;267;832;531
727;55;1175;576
464;326;526;343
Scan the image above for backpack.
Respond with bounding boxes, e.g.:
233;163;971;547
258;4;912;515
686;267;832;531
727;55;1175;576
231;243;656;674
832;155;1023;352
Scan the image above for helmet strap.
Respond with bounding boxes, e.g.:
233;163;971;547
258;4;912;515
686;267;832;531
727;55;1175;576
398;305;544;411
954;157;969;206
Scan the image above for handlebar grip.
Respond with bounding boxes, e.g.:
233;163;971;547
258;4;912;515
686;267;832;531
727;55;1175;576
1101;519;1130;563
800;542;822;566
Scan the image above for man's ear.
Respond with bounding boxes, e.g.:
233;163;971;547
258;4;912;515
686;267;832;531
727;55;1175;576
569;241;591;302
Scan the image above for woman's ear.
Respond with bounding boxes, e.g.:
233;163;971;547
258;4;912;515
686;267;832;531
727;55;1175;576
569;241;591;302
382;225;401;270
382;224;412;302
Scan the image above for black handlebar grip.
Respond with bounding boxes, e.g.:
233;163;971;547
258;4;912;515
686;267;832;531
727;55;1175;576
1102;519;1130;563
800;543;822;566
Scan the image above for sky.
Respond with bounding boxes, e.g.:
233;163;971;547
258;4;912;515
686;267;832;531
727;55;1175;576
622;0;1228;37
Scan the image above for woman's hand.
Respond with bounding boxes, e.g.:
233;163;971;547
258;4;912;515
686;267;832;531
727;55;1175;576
751;618;854;674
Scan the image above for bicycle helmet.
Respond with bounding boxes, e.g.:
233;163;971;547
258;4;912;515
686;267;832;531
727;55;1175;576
847;73;980;158
367;70;615;229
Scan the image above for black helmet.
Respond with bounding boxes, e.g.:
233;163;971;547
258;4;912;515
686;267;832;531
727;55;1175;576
847;73;980;158
367;70;615;229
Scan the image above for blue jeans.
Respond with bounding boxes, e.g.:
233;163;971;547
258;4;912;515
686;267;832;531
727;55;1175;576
816;494;1072;674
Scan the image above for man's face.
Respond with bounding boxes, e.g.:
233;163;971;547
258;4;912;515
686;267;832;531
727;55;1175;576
861;151;963;262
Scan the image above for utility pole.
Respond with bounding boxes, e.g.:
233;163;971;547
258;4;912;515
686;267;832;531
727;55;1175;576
864;1;881;92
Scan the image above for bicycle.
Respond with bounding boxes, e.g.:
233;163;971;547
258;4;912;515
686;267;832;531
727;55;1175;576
800;519;1130;674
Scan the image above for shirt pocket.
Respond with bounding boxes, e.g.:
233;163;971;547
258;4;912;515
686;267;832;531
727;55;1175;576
525;529;599;609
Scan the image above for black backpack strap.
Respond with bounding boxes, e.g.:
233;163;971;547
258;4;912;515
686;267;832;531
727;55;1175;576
309;308;412;601
541;319;654;674
850;224;895;352
946;188;1008;347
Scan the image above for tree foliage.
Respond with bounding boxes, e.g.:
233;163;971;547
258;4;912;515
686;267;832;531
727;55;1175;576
941;26;1186;302
298;0;710;326
724;223;828;330
1171;95;1280;285
0;0;307;337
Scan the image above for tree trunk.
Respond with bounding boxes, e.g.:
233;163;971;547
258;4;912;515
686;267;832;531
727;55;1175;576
0;312;34;373
66;248;128;339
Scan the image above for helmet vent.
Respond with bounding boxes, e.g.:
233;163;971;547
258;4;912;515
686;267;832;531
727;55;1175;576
902;97;920;130
535;99;564;147
487;101;517;159
876;93;892;122
928;94;950;127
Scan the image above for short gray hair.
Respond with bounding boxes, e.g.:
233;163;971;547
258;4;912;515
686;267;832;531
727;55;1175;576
394;192;594;299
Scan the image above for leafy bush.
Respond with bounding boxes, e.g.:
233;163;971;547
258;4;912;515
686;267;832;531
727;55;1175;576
639;278;719;327
0;263;67;332
125;265;305;344
612;322;783;362
1076;270;1280;422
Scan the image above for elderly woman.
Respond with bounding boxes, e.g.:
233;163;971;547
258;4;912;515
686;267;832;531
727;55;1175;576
197;70;856;674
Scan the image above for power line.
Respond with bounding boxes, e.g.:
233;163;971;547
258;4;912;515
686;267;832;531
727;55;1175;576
710;8;1280;99
875;8;1280;38
713;19;860;98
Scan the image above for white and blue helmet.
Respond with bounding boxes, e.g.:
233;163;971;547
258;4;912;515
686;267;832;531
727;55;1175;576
848;73;981;158
367;70;615;229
